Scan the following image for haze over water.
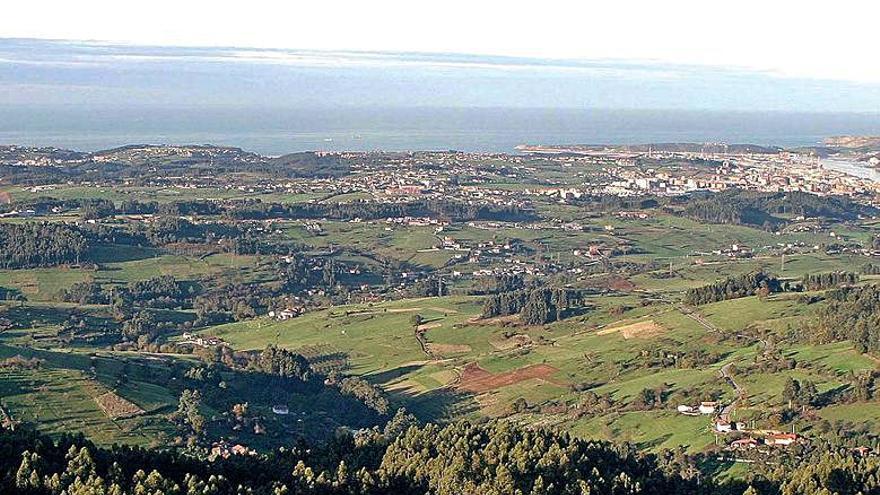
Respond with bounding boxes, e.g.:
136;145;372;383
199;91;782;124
3;106;880;155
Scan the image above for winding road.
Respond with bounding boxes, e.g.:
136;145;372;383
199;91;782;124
675;302;748;424
719;362;745;423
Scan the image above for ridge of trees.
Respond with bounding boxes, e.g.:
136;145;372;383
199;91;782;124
683;272;783;305
0;222;89;269
482;288;587;324
801;271;859;291
677;190;875;229
806;285;880;353
0;421;703;495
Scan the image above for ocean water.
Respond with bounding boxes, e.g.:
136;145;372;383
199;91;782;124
2;106;880;155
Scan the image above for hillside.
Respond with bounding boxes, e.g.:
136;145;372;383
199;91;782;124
518;143;782;154
2;144;880;488
268;152;352;178
824;136;880;150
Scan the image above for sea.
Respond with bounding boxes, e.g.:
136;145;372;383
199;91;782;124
3;106;880;157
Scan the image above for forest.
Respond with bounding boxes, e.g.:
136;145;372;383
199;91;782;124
0;223;89;269
678;190;875;228
481;288;587;324
224;199;536;223
4;420;880;495
683;272;783;305
807;285;880;353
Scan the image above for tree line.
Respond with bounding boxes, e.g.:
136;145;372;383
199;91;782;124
677;190;875;229
801;271;859;291
7;418;880;494
683;272;783;305
482;288;587;324
0;420;703;495
0;222;89;269
224;199;536;223
806;285;880;354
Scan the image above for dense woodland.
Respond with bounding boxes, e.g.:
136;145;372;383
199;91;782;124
0;421;699;495
678;190;875;229
4;421;880;495
482;288;587;324
807;285;880;353
0;223;89;269
224;199;536;223
683;272;783;306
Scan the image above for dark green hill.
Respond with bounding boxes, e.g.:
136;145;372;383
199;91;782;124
269;152;352;178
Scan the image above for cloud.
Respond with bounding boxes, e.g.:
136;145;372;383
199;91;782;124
0;38;760;81
1;38;879;113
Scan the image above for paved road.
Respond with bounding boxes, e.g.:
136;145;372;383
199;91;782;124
719;362;745;423
681;307;722;333
676;304;747;424
655;297;761;426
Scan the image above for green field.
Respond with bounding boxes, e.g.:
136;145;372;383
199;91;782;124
0;249;263;301
3;183;880;457
191;284;880;451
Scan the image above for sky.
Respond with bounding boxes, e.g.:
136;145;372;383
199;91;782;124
3;0;880;82
1;1;880;112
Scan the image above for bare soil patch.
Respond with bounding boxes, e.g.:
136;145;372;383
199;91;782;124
425;343;471;356
607;276;636;292
459;362;564;393
490;334;533;350
95;391;145;420
597;320;664;339
467;314;521;326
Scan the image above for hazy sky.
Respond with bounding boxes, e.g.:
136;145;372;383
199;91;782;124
2;2;880;112
3;0;879;82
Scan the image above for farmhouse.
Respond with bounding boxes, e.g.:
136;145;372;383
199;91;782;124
714;421;733;433
765;433;799;447
269;307;304;320
179;333;224;347
698;401;718;415
729;438;759;449
211;441;255;459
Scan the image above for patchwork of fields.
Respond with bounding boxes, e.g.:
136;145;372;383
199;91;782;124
1;186;879;457
196;285;877;452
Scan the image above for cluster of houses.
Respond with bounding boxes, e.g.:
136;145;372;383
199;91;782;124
593;151;878;198
728;433;800;449
384;216;448;227
178;333;225;348
385;185;424;196
677;401;804;449
210;441;256;460
268;307;306;320
693;244;754;259
677;401;720;416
